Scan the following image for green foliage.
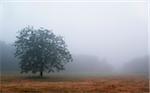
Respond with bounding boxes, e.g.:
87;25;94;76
14;26;72;75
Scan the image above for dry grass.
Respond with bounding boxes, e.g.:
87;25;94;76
0;75;149;93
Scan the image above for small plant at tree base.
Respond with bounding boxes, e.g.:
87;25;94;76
14;26;73;77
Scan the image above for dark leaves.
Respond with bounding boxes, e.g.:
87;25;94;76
14;26;73;74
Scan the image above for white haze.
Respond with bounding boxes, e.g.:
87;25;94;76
0;1;148;72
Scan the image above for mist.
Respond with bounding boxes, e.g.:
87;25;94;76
0;1;148;77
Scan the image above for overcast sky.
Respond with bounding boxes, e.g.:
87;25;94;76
0;1;148;68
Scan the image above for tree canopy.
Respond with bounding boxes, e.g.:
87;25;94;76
14;26;73;77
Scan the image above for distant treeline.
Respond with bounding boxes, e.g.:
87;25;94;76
122;56;148;76
0;41;19;72
0;41;148;76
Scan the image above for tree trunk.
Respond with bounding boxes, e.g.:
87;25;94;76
40;71;43;77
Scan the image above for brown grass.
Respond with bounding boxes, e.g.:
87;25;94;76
0;75;149;93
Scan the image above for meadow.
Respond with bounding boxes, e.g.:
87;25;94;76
0;74;149;93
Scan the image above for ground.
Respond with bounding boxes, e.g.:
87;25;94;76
0;75;149;93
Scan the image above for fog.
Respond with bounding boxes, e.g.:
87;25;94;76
0;1;148;76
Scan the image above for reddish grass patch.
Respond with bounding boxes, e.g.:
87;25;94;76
0;76;149;93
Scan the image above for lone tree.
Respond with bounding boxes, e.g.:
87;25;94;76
14;26;73;77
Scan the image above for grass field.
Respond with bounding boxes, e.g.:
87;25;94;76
0;75;149;93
